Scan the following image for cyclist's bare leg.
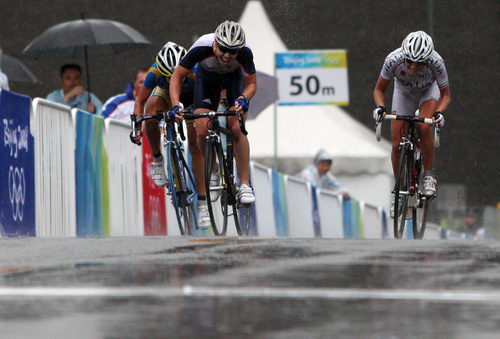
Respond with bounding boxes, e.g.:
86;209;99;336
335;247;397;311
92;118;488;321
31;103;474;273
390;119;405;176
418;100;438;171
144;95;165;155
194;108;211;196
228;112;250;185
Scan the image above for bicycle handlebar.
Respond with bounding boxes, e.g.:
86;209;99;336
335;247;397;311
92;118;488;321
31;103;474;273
375;114;440;145
182;109;248;136
382;114;434;125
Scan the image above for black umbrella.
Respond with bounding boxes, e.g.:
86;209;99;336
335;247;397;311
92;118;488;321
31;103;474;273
0;52;39;83
22;15;150;100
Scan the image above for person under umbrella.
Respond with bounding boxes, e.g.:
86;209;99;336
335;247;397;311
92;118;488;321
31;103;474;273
46;63;103;114
22;15;150;113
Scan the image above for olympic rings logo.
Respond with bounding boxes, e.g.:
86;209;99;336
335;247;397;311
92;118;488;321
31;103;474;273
8;166;25;222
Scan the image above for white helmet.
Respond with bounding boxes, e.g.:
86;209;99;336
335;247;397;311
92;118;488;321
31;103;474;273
401;31;434;63
156;42;187;76
214;20;246;49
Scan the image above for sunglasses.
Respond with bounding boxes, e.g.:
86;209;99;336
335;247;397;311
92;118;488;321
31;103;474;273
405;59;425;66
217;44;240;55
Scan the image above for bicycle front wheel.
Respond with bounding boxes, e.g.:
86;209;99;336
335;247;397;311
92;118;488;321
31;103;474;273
394;147;411;239
236;204;252;236
204;139;229;235
166;143;196;235
412;171;429;239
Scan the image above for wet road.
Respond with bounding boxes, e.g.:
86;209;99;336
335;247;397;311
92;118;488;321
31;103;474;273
0;237;499;338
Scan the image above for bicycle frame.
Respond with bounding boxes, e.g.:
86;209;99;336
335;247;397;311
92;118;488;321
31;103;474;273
182;109;252;236
131;112;197;235
376;114;436;239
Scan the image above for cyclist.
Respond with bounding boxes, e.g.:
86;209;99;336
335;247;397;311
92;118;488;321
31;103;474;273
372;31;450;214
169;20;257;230
131;41;200;189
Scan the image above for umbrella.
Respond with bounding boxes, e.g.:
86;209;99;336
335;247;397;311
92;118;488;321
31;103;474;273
21;15;150;100
247;71;279;120
0;51;39;83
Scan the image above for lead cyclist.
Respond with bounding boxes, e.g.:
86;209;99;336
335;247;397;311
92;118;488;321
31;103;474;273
372;31;451;216
168;20;257;230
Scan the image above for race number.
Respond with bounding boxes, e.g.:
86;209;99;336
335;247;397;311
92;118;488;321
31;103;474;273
276;50;349;105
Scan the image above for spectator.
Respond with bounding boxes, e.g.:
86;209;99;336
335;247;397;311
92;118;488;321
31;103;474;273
101;68;148;123
46;64;103;114
297;149;351;199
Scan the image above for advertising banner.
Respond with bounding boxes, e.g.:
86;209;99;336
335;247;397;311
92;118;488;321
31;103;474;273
0;90;35;236
75;110;110;237
276;50;349;105
142;136;167;235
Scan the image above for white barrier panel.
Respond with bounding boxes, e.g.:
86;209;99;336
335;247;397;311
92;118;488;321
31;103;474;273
104;120;144;236
446;229;464;240
424;224;441;239
362;204;382;239
32;99;76;237
285;176;315;237
166;197;182;236
317;190;343;238
252;162;275;237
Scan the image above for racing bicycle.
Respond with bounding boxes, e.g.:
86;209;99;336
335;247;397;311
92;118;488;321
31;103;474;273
131;111;197;235
376;113;440;239
182;109;253;236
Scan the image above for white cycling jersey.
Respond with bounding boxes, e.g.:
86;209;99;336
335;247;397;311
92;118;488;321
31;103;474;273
380;48;449;94
380;48;449;116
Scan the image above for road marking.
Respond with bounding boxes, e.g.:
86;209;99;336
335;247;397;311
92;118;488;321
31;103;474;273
0;286;499;303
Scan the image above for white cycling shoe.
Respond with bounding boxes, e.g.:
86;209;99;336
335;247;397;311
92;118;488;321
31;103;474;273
239;184;255;204
197;202;211;230
422;176;437;196
151;158;167;187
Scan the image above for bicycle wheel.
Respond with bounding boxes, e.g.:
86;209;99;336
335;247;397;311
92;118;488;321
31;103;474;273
394;146;411;239
236;203;252;236
204;139;229;235
412;171;429;239
166;143;196;235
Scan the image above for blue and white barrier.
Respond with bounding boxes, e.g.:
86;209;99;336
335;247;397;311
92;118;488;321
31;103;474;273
0;92;472;240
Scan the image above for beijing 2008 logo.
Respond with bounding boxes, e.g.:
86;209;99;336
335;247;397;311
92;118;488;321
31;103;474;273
8;166;26;222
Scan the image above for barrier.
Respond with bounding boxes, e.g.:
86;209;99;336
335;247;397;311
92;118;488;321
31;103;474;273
362;204;383;239
104;119;144;236
141;136;168;235
317;190;343;238
3;94;475;241
74;109;110;237
0;90;35;236
286;176;315;238
32;99;76;237
251;162;275;236
272;169;289;236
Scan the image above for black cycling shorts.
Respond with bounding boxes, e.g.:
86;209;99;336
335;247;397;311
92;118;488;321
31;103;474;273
194;66;244;111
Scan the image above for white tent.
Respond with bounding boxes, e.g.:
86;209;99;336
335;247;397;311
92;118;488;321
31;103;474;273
240;1;393;209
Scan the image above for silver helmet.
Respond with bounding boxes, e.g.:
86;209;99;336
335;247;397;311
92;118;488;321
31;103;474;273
214;20;246;49
156;42;187;76
401;31;434;63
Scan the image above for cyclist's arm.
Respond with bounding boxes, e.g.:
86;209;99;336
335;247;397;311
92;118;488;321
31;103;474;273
373;76;390;107
133;85;153;116
239;73;257;101
436;85;451;113
169;65;190;107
